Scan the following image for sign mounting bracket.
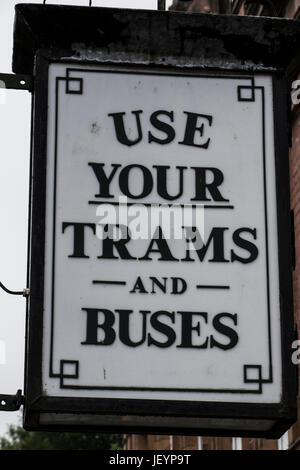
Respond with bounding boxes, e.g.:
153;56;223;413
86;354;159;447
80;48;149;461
0;72;30;413
0;390;24;411
0;73;32;92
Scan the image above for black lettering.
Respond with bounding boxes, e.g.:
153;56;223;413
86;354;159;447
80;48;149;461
210;313;238;350
62;222;95;258
130;276;148;293
191;167;229;202
148;311;176;348
139;228;179;261
153;165;186;201
88;163;121;198
150;277;167;293
119;164;153;199
116;310;149;347
177;311;208;348
171;277;187;294
81;308;115;345
183;227;229;262
148;110;175;144
179;112;212;149
108;110;143;146
231;228;258;264
98;224;136;260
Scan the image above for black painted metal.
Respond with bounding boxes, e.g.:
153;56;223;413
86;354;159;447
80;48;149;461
0;73;32;91
12;4;300;78
0;390;23;412
0;69;32;411
12;4;300;436
0;281;24;296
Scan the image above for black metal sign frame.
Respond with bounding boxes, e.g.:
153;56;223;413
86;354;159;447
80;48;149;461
22;52;297;438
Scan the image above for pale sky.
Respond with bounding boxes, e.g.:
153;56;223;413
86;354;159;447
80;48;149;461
0;0;173;439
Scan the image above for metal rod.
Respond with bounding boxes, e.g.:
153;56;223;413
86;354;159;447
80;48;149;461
158;0;166;11
0;281;29;297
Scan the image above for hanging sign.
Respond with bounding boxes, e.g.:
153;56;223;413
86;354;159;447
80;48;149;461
14;4;298;437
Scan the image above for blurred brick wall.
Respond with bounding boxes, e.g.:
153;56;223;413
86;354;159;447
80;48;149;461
289;92;300;450
124;435;199;450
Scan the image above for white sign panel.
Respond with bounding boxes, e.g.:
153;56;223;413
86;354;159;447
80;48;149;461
41;64;282;405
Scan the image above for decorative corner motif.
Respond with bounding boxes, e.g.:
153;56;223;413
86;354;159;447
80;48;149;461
65;77;83;95
243;364;263;393
59;359;79;388
237;84;256;102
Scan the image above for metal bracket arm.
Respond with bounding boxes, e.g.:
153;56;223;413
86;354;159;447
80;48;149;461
0;390;24;411
0;73;32;92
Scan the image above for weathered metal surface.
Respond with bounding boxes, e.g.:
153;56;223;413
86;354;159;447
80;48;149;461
12;4;300;76
0;390;23;412
0;73;32;91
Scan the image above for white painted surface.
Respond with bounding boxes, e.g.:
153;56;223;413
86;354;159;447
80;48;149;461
41;64;282;404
